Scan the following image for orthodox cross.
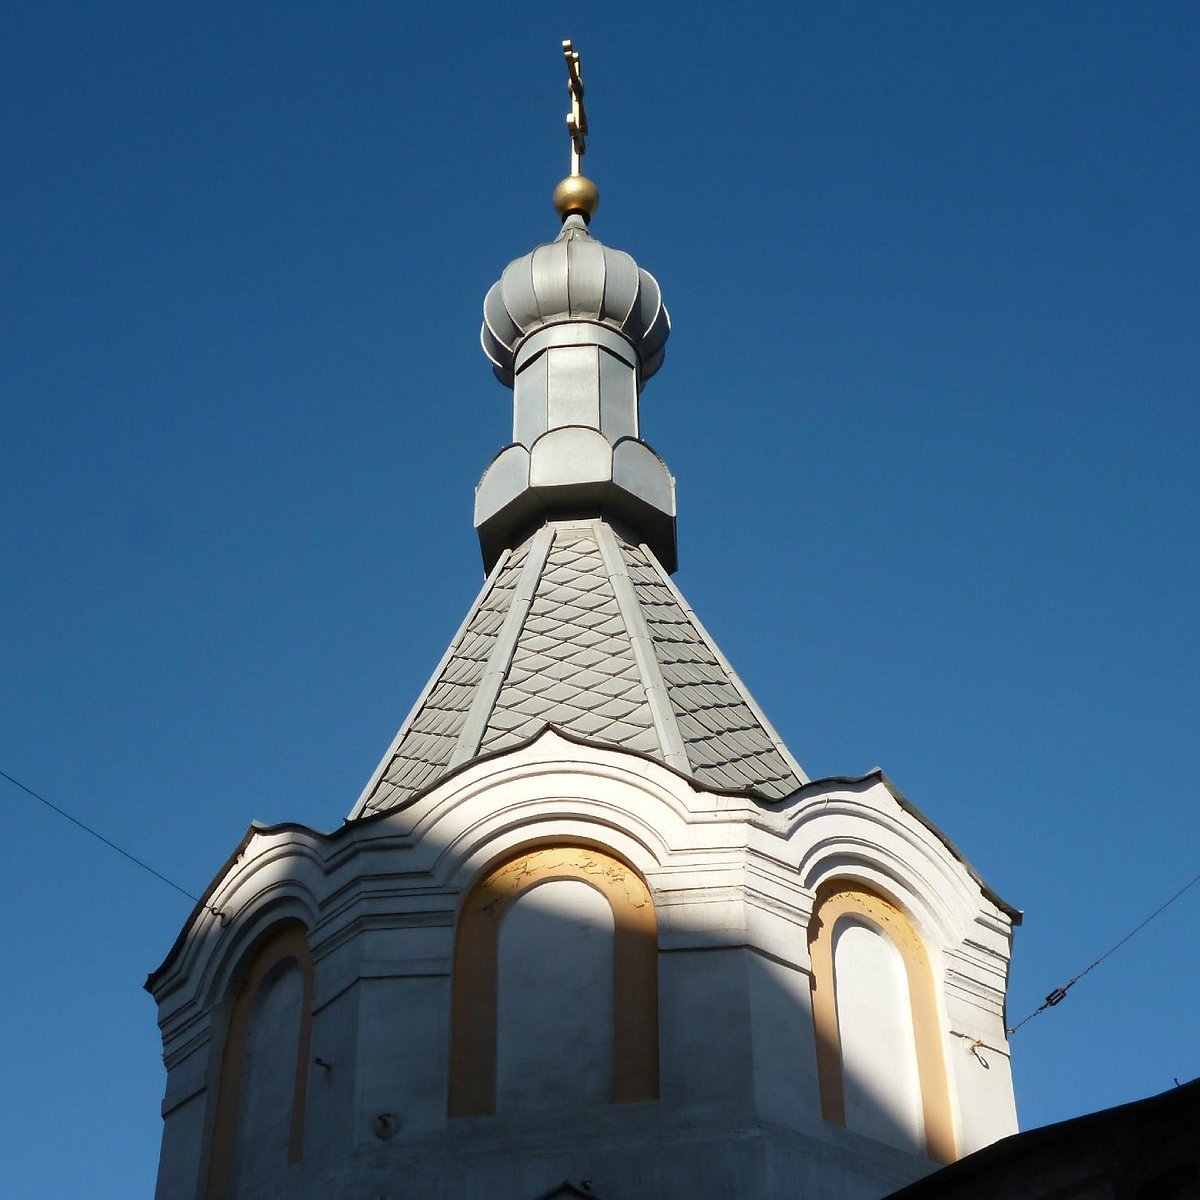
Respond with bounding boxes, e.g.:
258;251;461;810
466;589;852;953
562;39;588;176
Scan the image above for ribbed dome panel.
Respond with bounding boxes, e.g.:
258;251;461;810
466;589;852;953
481;217;669;386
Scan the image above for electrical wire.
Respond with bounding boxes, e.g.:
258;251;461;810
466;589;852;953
1007;866;1200;1035
4;761;1194;989
0;765;204;906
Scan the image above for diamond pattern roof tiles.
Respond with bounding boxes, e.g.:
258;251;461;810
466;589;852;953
478;527;657;756
356;541;527;815
620;545;803;799
350;520;806;818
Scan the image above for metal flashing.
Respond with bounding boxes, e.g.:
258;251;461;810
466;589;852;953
450;525;555;768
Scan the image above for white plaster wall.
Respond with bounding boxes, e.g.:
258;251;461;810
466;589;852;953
302;982;357;1164
228;958;304;1196
746;951;825;1131
835;919;924;1153
153;1086;209;1200
496;878;615;1111
236;1116;932;1200
353;974;453;1141
942;933;1020;1153
658;947;755;1115
769;772;1019;1153
944;1020;1019;1156
149;732;1018;1200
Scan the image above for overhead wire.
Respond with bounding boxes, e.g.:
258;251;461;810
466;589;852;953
0;765;220;915
1007;865;1200;1035
3;763;1194;995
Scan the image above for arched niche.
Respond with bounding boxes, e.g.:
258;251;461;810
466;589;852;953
497;878;615;1110
449;843;658;1117
808;883;955;1163
205;921;314;1199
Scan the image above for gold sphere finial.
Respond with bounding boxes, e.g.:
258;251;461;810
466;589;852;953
556;41;597;223
553;174;600;222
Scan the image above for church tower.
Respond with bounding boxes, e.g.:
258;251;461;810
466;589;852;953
147;43;1020;1200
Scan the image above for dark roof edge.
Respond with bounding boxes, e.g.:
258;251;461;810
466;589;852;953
356;726;1019;921
883;1077;1200;1198
145;817;350;993
147;740;1019;993
529;1182;601;1200
781;769;1022;924
350;720;790;826
148;721;745;991
144;824;261;994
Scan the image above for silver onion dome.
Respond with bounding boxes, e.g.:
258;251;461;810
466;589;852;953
474;213;677;574
480;214;670;389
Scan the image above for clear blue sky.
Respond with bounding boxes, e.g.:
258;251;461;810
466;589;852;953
2;4;1197;1196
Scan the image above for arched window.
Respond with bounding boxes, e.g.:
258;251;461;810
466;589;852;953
449;844;658;1117
206;922;314;1199
808;885;955;1162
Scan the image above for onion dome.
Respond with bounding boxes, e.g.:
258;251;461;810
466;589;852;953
480;214;670;389
474;206;678;575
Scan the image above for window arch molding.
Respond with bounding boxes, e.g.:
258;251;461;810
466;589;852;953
448;841;659;1117
432;787;678;895
204;919;314;1200
808;881;956;1163
194;878;319;1011
791;794;977;951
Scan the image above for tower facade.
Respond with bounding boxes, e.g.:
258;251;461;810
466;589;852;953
147;52;1020;1200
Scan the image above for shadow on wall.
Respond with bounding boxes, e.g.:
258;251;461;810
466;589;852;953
448;845;659;1118
808;882;957;1165
166;836;960;1200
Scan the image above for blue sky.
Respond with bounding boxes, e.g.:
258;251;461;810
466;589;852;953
2;4;1197;1195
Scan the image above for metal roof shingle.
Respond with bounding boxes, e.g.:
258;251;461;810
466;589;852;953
350;520;806;817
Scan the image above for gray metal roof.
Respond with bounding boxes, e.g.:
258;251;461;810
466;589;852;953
350;518;807;818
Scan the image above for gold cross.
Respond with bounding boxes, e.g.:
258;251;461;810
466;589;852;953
563;39;588;176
